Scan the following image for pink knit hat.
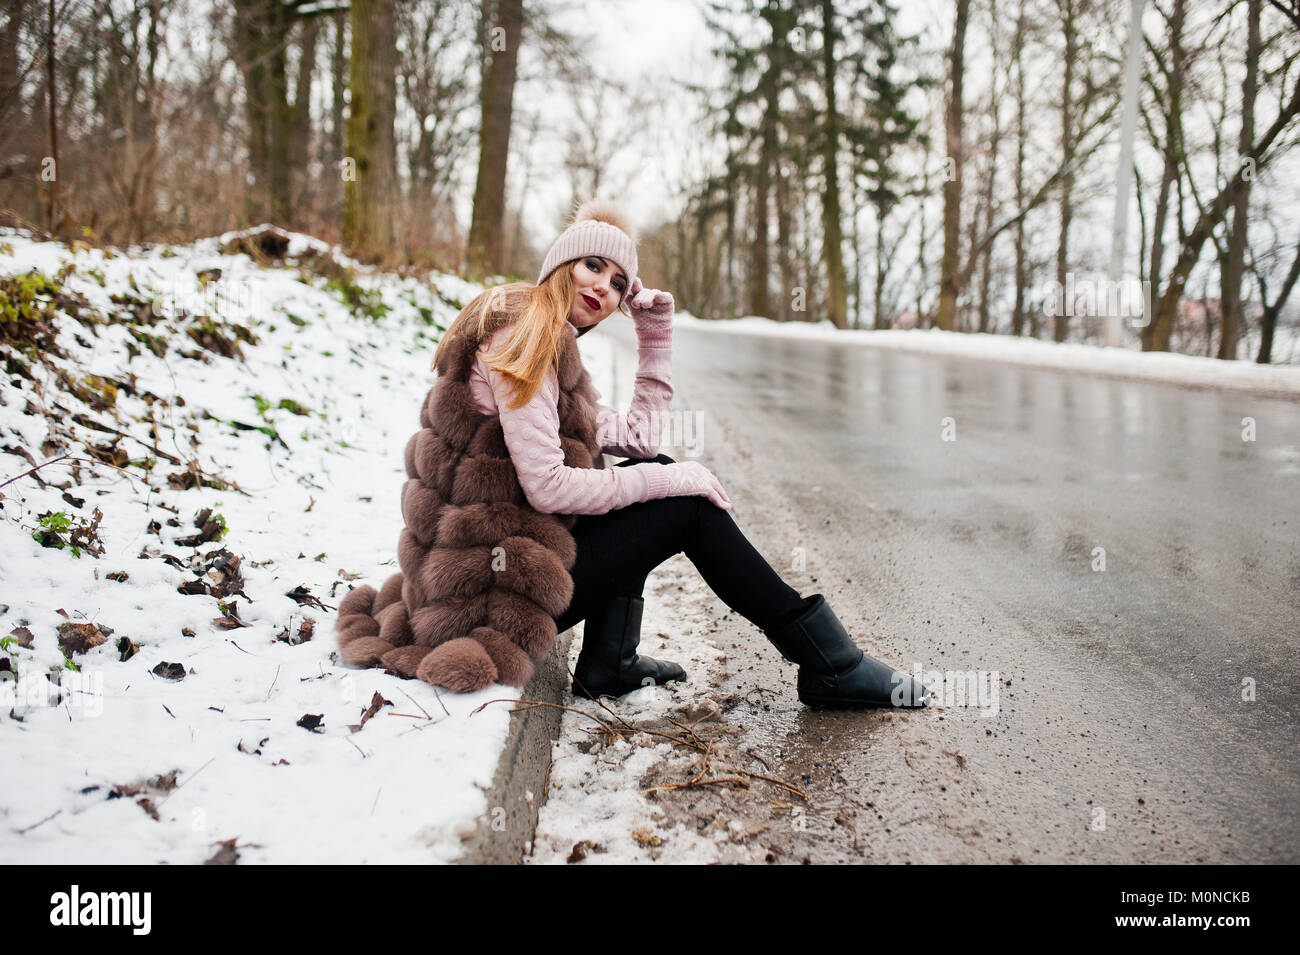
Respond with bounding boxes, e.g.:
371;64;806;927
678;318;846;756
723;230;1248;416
536;199;638;304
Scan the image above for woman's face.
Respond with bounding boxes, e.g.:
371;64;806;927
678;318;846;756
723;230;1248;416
568;256;628;331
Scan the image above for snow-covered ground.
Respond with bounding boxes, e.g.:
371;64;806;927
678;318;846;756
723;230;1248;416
525;552;737;864
0;227;627;863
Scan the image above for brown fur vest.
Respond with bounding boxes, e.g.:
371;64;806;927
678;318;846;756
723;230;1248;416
334;313;606;692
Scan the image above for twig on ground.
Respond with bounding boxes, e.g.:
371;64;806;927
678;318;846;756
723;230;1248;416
485;691;810;802
0;453;141;490
16;809;62;834
643;776;750;795
471;697;625;740
399;686;431;720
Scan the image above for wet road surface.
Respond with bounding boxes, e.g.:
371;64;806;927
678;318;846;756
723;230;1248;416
602;320;1300;863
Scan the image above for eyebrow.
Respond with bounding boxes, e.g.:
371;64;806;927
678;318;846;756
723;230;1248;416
590;256;627;283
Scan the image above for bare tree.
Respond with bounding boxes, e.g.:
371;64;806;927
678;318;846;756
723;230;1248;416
1218;0;1260;359
1052;0;1079;342
1142;2;1300;351
936;0;970;332
466;0;523;278
343;0;397;260
1252;229;1300;363
1011;0;1030;336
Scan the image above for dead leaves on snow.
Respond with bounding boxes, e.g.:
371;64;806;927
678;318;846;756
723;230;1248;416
174;507;225;547
275;617;315;645
204;838;243;865
296;713;324;733
172;546;246;601
346;691;392;733
106;769;180;823
566;840;606;863
56;621;110;656
284;585;326;610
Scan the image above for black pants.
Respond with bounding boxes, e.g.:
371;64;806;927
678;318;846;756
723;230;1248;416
554;454;813;635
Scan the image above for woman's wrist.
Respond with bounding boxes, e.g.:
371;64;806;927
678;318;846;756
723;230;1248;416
633;461;675;501
633;317;673;350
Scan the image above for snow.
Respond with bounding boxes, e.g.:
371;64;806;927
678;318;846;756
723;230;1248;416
0;228;527;863
676;314;1300;398
213;223;338;263
526;552;739;864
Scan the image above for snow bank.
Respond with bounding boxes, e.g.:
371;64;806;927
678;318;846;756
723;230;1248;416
0;228;628;864
677;314;1300;398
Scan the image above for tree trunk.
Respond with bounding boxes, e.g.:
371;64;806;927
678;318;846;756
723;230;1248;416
975;0;1001;334
1011;0;1028;336
506;111;540;272
1217;0;1259;360
936;0;970;332
1256;235;1300;364
873;198;888;328
819;0;847;329
466;0;523;278
268;4;292;225
343;0;397;261
291;15;319;214
330;7;346;172
917;143;930;328
725;142;736;315
43;0;56;232
752;83;776;318
0;0;24;133
1147;0;1185;332
232;0;296;225
776;153;794;322
1054;0;1077;343
130;0;163;241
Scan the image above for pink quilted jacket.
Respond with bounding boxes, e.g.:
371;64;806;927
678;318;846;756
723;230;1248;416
466;318;678;515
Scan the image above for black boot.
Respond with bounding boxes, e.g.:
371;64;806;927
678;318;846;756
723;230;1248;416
763;594;929;708
571;594;687;699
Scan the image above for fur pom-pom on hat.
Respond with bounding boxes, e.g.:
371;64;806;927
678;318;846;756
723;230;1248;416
569;198;637;241
536;198;638;299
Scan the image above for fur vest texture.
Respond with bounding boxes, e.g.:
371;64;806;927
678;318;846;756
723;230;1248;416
334;313;606;693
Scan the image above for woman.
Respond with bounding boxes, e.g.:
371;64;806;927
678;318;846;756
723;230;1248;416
336;199;928;709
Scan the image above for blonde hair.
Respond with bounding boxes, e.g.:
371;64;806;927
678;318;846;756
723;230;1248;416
432;261;629;411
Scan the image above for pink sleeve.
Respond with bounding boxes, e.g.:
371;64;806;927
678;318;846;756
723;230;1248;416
593;340;674;459
486;361;676;516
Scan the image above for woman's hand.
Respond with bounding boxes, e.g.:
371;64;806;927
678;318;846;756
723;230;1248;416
662;460;732;510
625;277;674;333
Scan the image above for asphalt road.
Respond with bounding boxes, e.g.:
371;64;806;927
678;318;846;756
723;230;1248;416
600;319;1300;863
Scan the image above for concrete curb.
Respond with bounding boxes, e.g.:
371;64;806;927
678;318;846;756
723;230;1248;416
456;627;574;864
